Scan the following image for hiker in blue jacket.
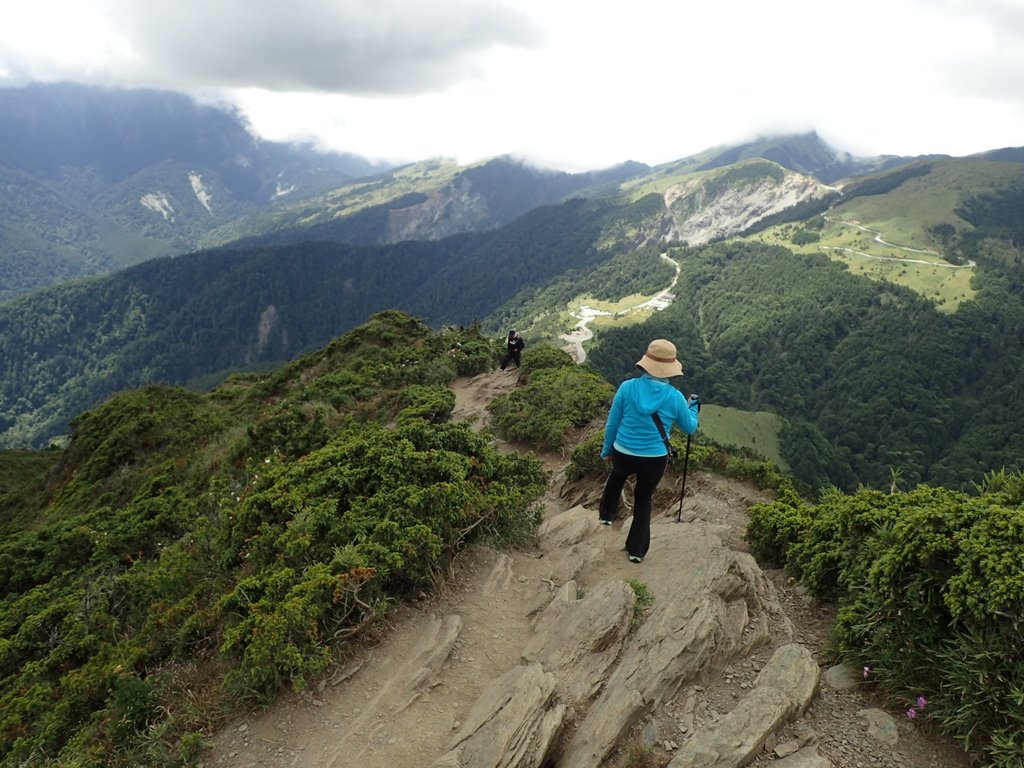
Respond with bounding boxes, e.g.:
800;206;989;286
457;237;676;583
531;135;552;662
599;338;700;563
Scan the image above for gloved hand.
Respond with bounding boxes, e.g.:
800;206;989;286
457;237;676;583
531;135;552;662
688;394;701;412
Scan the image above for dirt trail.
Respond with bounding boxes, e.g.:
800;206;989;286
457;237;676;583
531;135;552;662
200;369;973;768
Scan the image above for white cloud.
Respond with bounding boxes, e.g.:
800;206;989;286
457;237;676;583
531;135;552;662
2;0;1024;170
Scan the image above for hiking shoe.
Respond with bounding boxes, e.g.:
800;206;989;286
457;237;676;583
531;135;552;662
628;555;643;563
599;519;613;526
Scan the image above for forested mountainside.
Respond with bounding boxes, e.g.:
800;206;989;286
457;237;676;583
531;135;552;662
0;152;840;452
0;196;661;449
0;83;386;300
568;158;1024;492
0;84;652;302
3;114;1023;492
584;239;1024;492
213;157;652;250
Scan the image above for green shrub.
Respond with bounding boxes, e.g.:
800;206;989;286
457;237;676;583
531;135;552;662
566;432;605;481
751;475;1024;767
440;329;499;377
928;624;1024;766
790;228;820;245
722;455;786;489
518;344;576;377
745;489;813;568
395;384;457;425
218;563;339;695
786;487;909;599
246;404;332;460
487;366;613;449
0;314;551;767
973;467;1024;505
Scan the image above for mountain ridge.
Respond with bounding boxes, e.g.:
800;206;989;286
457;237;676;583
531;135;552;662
0;156;841;452
1;84;931;301
0;83;388;299
2;85;1024;494
0;322;1001;767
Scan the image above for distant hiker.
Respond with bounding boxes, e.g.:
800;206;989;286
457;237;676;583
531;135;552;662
598;339;700;563
500;329;525;370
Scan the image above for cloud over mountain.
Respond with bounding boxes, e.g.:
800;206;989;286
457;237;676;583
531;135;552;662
2;0;542;95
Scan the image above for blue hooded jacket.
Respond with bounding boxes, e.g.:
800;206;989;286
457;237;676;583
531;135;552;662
600;373;698;458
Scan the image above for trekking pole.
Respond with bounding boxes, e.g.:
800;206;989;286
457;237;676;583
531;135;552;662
675;432;693;523
675;392;700;523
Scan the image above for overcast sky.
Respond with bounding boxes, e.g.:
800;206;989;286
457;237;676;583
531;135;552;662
2;0;1023;171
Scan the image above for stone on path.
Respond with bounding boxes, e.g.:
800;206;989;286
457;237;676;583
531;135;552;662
858;707;900;747
773;747;833;767
823;663;863;691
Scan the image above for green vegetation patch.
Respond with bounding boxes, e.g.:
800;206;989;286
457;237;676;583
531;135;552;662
625;579;654;630
489;245;676;346
0;311;548;768
833;159;1022;248
746;472;1024;767
487;345;614;449
749;216;977;311
696;404;790;472
744;158;1024;311
201;159;461;247
0;449;61;534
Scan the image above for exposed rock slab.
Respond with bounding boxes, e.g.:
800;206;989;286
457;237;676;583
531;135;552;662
523;579;635;704
327;614;462;765
430;663;566;768
666;642;820;767
557;517;784;768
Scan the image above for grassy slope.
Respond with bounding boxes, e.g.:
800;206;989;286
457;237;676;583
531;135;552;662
752;219;976;312
746;158;1024;312
832;159;1022;244
696;404;790;472
198;159;463;247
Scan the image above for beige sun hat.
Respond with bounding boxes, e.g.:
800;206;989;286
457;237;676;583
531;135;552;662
636;338;684;378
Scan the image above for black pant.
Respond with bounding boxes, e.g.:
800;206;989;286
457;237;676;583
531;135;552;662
500;350;521;369
599;450;668;559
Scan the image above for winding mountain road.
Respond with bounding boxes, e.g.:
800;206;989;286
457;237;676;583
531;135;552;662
561;252;680;364
824;218;975;268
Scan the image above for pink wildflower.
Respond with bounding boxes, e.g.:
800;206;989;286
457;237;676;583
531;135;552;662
906;708;918;720
916;695;928;709
862;666;871;678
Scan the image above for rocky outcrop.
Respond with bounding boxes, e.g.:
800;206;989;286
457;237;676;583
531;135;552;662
430;663;565;768
554;507;784;768
522;578;636;704
666;643;820;767
423;504;805;768
663;161;827;245
386;176;492;242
